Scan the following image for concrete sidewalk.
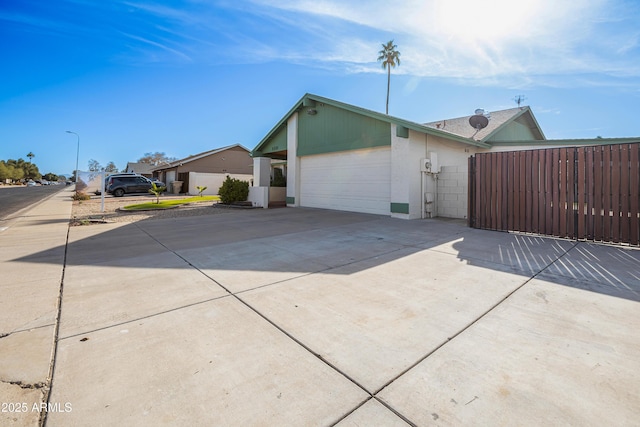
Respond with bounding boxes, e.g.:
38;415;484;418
1;191;639;426
1;187;73;426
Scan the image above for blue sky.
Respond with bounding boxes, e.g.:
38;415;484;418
1;0;639;176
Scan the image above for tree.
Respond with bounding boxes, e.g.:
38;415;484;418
148;182;166;204
377;40;401;115
4;158;39;181
27;152;35;163
43;172;59;182
0;162;10;182
138;152;176;166
88;159;102;172
104;161;118;173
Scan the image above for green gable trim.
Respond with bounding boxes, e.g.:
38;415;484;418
390;202;409;214
260;125;287;154
481;107;545;143
489;119;539;142
297;103;391;156
286;197;295;204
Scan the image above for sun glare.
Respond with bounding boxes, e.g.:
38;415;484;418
434;0;538;44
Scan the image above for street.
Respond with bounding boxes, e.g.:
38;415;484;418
0;184;67;221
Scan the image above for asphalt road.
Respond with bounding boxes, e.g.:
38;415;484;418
0;184;68;221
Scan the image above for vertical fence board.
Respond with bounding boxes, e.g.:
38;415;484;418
620;145;630;241
567;149;576;239
519;152;527;231
507;151;515;231
483;153;492;229
611;146;621;243
593;146;603;241
501;153;509;230
543;149;552;235
558;149;567;237
577;148;586;239
551;149;560;236
585;146;594;239
525;151;533;231
468;156;474;226
531;150;539;233
630;144;640;245
492;153;500;230
474;155;481;228
603;146;612;241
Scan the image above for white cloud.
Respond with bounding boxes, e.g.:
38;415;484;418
249;0;640;85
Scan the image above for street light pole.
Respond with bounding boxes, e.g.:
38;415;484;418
66;131;79;188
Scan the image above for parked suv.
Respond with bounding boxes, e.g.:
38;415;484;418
106;175;165;197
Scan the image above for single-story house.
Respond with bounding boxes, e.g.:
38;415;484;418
250;93;639;219
153;144;253;195
123;162;155;177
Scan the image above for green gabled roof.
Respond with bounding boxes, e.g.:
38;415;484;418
251;93;492;157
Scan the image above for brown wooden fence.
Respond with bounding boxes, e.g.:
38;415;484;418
468;143;640;246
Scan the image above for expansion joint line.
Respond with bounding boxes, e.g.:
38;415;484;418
373;239;581;398
134;223;377;406
39;222;72;427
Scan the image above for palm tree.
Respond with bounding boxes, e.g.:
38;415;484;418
27;152;35;163
377;40;401;114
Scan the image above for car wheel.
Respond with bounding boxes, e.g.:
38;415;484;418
114;188;125;197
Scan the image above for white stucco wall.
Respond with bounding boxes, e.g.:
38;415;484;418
188;172;253;196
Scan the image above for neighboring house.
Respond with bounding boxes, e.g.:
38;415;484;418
152;144;253;195
123;162;154;177
250;93;639;219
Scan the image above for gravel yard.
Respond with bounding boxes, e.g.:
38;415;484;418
71;194;232;225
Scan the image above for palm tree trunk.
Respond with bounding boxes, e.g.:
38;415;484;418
386;67;391;114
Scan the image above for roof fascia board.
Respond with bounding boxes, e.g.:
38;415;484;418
171;143;250;166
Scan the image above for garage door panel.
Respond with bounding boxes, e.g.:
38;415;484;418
300;148;391;215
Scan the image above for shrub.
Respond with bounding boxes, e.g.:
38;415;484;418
270;168;286;187
72;191;91;201
218;176;249;204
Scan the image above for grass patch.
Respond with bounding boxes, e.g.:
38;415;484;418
123;195;219;211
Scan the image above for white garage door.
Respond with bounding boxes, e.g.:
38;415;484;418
299;147;391;215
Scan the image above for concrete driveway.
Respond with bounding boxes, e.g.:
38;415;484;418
6;196;640;426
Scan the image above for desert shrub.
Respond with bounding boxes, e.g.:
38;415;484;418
72;191;91;201
218;176;249;204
